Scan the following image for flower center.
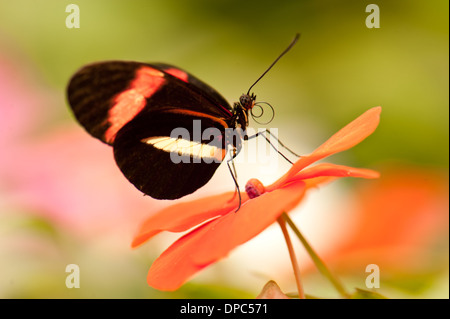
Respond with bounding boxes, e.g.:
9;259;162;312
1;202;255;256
245;178;266;199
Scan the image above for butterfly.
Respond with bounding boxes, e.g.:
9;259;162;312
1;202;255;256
66;34;299;201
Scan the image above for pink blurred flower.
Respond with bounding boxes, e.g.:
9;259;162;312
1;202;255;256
0;53;46;150
0;52;160;239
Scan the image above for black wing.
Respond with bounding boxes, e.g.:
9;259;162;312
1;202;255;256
67;61;235;199
152;63;233;118
113;109;228;199
67;61;234;145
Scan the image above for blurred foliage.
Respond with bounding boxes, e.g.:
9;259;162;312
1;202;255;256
350;288;388;299
0;0;448;298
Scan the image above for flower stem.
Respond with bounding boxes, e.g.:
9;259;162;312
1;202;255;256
277;216;305;299
281;213;350;298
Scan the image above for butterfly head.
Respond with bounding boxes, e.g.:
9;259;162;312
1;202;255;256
233;92;256;130
239;92;257;111
234;92;275;128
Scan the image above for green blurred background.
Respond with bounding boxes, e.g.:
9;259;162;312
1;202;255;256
0;0;448;298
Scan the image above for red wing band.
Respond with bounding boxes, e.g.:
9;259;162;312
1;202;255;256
104;67;166;143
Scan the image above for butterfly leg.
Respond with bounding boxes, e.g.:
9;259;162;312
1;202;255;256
246;129;301;164
265;128;301;157
226;148;242;212
246;129;302;157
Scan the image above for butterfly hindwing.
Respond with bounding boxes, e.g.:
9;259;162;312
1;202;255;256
113;110;227;199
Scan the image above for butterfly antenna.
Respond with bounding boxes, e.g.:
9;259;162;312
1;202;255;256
246;33;300;95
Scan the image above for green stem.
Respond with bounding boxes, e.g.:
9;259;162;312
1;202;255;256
277;216;305;299
281;212;350;298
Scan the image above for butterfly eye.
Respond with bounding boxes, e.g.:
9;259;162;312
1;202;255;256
239;94;254;110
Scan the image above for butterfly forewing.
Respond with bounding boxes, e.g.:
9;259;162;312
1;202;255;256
67;62;146;144
67;61;234;144
153;63;233;117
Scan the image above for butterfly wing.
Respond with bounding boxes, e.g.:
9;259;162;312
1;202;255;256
67;61;233;145
67;61;235;199
153;63;234;117
113;109;228;199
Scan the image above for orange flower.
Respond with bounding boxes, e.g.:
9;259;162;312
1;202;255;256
132;107;382;291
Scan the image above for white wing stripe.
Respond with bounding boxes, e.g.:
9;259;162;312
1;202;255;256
142;136;224;161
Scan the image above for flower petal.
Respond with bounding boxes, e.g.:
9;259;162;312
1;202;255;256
327;166;449;270
146;181;307;291
132;192;248;248
147;219;217;291
287;163;380;183
267;107;381;191
191;181;307;265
